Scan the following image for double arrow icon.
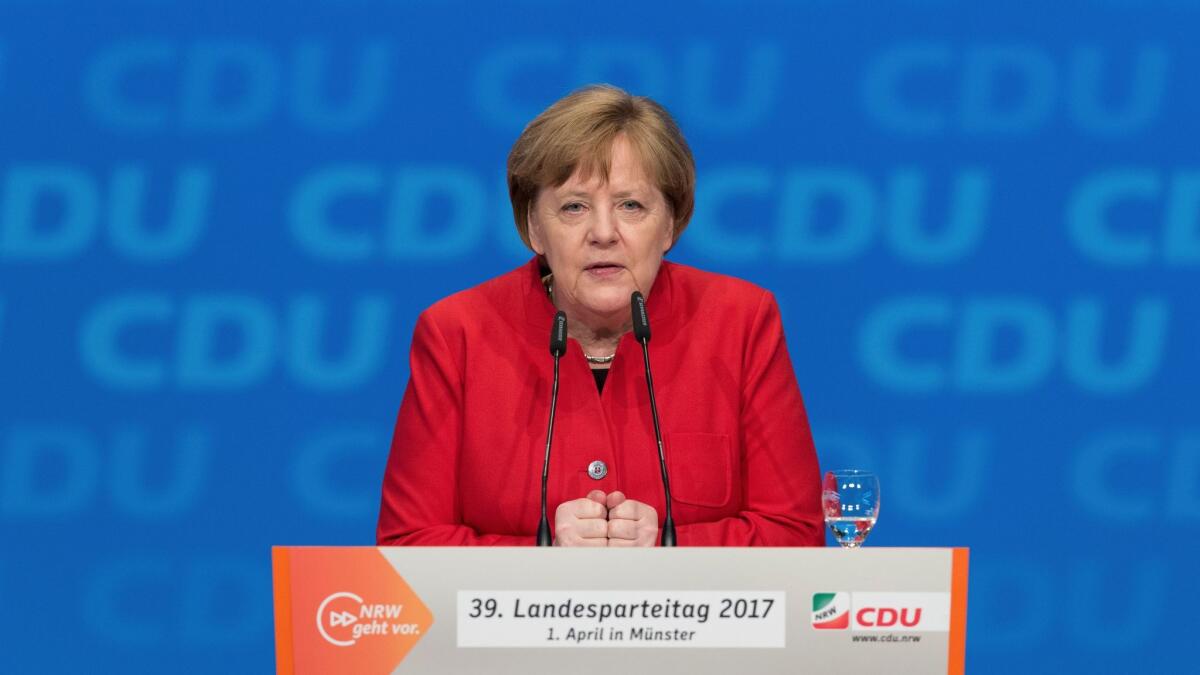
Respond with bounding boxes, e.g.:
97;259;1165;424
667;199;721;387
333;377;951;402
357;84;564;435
329;610;358;627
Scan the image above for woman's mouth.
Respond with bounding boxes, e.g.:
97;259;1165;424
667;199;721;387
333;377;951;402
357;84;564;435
584;262;625;279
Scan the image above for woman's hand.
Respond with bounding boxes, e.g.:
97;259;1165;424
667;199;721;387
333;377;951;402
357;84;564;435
604;491;659;547
553;489;609;546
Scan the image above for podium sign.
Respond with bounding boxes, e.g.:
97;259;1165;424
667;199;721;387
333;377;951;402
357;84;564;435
273;546;968;674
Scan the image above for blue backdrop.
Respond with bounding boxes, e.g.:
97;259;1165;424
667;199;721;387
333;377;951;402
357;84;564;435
2;1;1196;672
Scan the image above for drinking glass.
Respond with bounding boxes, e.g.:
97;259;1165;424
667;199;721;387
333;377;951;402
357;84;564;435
822;470;880;548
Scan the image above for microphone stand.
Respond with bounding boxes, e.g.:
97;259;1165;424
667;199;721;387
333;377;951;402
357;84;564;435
631;292;677;547
537;311;568;546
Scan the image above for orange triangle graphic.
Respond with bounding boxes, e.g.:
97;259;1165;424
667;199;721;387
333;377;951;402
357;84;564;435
279;548;433;674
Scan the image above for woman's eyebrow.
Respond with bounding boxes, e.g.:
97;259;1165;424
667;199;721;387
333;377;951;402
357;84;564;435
554;184;648;199
556;189;592;199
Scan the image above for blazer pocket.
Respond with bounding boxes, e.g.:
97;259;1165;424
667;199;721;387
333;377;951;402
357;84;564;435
665;432;733;509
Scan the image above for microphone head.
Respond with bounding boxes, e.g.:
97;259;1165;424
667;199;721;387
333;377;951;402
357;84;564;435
631;291;651;342
550;311;568;356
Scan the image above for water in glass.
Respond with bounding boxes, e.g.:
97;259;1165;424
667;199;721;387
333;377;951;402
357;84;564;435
823;470;880;548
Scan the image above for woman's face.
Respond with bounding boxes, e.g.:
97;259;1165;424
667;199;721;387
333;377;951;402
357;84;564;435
528;135;674;328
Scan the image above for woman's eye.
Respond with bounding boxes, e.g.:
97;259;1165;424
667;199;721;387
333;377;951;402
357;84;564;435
620;200;643;211
561;202;584;214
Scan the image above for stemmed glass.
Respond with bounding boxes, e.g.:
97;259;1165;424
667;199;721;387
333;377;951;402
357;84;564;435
822;470;880;548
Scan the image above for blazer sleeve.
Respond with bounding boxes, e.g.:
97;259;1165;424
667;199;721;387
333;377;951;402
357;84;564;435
376;309;531;546
676;291;825;546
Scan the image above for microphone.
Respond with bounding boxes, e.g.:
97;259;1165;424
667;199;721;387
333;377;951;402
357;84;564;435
537;311;568;546
630;291;677;547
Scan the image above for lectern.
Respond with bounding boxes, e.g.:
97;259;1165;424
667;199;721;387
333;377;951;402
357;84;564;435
273;546;968;674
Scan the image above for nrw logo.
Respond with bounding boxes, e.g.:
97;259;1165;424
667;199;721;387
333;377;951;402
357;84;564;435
286;548;432;671
812;592;851;629
317;591;416;647
812;592;950;632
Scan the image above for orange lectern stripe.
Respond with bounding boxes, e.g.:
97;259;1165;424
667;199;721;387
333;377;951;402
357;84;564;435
272;547;295;675
948;548;970;675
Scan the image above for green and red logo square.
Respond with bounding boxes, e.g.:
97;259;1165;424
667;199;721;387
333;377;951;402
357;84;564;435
811;592;850;629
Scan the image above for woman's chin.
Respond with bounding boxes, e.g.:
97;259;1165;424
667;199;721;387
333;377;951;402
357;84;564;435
578;291;632;319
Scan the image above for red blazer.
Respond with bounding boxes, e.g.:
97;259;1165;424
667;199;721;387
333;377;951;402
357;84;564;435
376;258;824;546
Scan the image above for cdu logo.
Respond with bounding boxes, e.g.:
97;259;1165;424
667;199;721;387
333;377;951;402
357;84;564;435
812;592;950;632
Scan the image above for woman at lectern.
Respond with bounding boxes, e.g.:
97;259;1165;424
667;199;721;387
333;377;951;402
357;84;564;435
376;85;822;547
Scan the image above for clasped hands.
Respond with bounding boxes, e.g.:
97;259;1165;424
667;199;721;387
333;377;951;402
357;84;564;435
553;490;659;547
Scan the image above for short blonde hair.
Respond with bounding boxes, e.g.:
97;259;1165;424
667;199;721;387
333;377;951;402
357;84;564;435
507;85;695;250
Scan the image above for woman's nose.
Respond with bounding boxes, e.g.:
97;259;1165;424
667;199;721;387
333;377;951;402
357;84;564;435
587;209;619;245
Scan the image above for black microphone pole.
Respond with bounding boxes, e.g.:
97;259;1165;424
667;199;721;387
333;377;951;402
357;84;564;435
631;291;677;547
537;311;568;546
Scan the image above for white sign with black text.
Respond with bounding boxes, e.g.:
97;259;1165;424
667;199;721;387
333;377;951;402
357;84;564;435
457;590;786;648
